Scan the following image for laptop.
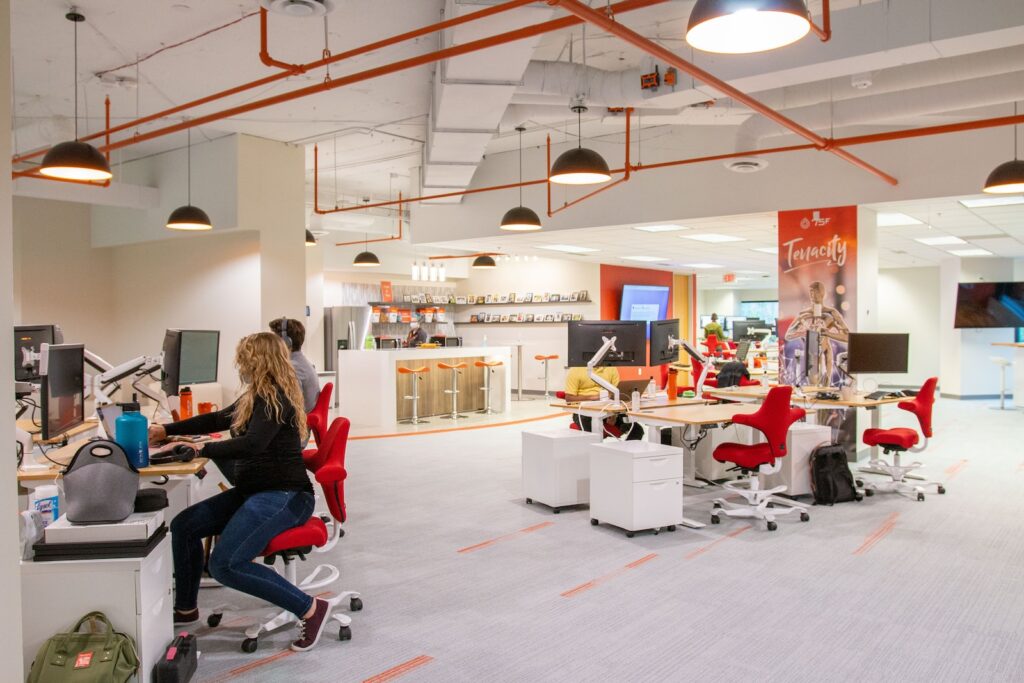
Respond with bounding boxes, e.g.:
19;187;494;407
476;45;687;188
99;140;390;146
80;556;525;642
735;340;751;362
617;379;653;396
96;404;122;439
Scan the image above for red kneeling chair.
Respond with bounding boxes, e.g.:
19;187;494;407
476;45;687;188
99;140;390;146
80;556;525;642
858;377;945;501
208;416;363;653
710;385;811;531
557;391;626;438
306;382;334;448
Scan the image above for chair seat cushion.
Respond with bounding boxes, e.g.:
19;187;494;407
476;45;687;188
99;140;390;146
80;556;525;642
262;516;328;556
863;427;918;450
713;442;774;470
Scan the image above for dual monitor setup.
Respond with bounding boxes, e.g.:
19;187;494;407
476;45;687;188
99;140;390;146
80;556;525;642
13;326;221;441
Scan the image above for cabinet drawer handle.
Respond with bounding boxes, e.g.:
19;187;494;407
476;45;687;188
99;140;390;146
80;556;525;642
648;481;667;488
646;457;668;464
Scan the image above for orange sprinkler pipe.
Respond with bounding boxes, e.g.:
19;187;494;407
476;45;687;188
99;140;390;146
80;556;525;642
10;0;565;167
548;107;633;217
548;0;897;186
334;193;404;246
808;0;831;42
259;8;306;74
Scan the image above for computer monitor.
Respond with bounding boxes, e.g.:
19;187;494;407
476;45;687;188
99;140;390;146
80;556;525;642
733;319;767;340
846;333;909;374
161;330;220;396
443;337;462;347
650;319;680;365
699;315;713;331
39;343;85;441
619;285;670;336
724;316;744;335
379;338;399;349
14;324;63;382
954;282;1024;328
567;320;647;367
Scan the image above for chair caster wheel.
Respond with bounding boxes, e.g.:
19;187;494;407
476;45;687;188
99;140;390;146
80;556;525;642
667;525;676;532
855;479;864;487
241;638;258;653
854;493;864;502
937;485;946;495
917;493;925;502
626;531;635;538
710;515;720;525
339;625;352;641
713;502;722;509
525;498;533;504
553;508;561;514
350;597;363;611
767;521;778;531
865;489;875;497
590;518;598;526
654;529;659;535
800;512;810;522
766;502;775;508
207;613;222;628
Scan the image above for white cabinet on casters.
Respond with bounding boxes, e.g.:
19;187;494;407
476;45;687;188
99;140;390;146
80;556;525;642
522;428;602;513
589;440;684;537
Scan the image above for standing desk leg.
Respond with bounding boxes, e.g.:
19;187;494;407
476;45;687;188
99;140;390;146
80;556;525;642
682;424;708;489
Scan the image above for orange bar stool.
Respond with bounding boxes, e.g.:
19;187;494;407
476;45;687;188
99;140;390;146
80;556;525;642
438;361;468;420
535;354;559;400
397;366;429;424
474;360;503;415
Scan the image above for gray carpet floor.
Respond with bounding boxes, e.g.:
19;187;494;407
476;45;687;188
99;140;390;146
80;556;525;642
193;398;1024;682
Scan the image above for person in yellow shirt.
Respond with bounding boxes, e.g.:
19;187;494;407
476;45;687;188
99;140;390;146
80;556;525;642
564;366;643;439
703;313;726;341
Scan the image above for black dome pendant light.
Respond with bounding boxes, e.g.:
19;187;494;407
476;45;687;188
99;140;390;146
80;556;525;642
500;127;542;231
39;10;113;182
686;0;812;54
305;229;317;246
983;102;1024;194
166;126;212;230
353;233;380;267
472;255;497;269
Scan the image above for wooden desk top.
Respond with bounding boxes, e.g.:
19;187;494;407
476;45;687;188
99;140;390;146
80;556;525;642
992;342;1024;348
707;385;906;408
18;457;209;483
550;397;706;412
627;402;759;426
17;418;99;445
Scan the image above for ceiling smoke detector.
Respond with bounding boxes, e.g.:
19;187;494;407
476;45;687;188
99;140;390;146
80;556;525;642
724;157;769;174
260;0;335;17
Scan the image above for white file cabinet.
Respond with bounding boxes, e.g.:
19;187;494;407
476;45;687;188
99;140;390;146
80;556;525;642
760;423;831;497
21;535;173;682
522;428;602;512
589;440;684;536
690;423;760;482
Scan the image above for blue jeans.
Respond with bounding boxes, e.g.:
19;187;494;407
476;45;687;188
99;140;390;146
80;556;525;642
171;488;316;618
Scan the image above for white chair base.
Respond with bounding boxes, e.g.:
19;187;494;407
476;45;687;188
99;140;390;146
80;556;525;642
857;453;945;501
710;466;809;531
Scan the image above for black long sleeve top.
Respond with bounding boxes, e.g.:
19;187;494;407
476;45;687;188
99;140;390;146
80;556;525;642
165;390;312;496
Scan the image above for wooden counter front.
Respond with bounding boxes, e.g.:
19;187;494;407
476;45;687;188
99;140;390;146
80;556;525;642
395;356;489;419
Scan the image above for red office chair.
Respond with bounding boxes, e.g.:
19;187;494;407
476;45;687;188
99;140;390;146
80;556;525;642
208;417;362;653
306;382;333;447
710;386;810;531
858;377;945;501
557;391;626;438
702;334;735;359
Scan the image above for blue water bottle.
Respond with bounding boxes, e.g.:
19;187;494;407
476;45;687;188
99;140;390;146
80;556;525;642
115;396;149;469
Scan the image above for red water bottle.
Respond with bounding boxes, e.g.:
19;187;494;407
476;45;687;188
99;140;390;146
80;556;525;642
179;387;193;420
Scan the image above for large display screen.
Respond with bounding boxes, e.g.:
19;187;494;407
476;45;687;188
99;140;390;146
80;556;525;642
954;282;1024;328
619;285;669;326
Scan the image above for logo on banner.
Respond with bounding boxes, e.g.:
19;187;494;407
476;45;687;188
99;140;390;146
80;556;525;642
799;210;832;230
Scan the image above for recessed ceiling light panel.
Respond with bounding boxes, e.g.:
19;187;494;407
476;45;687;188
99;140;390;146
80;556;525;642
537;244;600;254
877;212;923;227
959;196;1024;208
915;236;966;246
634;224;689;233
683;263;723;269
682;233;746;243
622;256;667;262
948;248;993;257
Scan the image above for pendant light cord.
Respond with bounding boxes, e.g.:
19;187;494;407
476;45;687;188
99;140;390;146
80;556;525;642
187;127;192;204
1016;101;1020;160
518;127;524;205
73;14;79;139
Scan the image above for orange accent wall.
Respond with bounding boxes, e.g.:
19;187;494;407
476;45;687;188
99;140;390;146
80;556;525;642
599;264;674;383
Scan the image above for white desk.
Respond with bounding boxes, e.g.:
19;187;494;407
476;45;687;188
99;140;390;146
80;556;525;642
336;346;512;427
21;535;173;682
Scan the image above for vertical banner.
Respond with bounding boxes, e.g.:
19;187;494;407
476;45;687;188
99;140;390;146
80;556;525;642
380;280;394;302
778;206;858;451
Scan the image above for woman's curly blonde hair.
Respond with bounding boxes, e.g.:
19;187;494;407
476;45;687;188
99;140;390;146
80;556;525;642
232;332;308;442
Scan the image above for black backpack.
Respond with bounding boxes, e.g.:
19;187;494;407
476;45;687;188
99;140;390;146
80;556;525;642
810;444;862;505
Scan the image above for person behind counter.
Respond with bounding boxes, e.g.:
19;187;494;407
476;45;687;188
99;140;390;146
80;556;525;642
269;317;319;413
564;365;644;440
703;312;726;341
406;320;429;347
149;332;332;652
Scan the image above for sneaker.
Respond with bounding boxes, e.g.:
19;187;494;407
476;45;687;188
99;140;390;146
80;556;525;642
291;598;330;652
174;608;199;625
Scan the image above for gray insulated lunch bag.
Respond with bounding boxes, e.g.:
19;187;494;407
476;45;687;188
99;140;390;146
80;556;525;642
62;439;140;524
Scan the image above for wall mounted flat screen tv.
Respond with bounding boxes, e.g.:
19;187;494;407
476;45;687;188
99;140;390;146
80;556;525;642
954;282;1024;328
619;285;669;329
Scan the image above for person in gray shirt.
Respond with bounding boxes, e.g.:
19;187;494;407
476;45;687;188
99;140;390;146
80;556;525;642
270;318;320;413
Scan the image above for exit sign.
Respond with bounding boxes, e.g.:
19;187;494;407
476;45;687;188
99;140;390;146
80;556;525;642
722;273;736;283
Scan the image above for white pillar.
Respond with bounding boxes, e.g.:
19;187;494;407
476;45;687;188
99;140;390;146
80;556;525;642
0;0;26;674
305;240;325;370
856;207;879;334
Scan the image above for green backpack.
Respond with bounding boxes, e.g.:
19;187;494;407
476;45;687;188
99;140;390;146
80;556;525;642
27;611;139;683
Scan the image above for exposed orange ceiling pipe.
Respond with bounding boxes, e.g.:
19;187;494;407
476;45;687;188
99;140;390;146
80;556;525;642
10;0;566;169
547;106;633;216
809;0;832;42
548;0;897;186
11;0;666;172
311;112;1024;213
333;191;404;246
427;252;504;260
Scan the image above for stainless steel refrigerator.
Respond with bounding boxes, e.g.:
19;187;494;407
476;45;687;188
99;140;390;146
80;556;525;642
323;305;373;371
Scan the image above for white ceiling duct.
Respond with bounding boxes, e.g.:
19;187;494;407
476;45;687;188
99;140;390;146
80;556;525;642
499;104;751;131
737;70;1024;150
259;0;335;18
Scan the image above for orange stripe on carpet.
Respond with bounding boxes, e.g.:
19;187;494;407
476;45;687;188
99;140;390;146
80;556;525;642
458;521;554;554
350;412;569;440
685;526;751;560
363;655;435;683
207;650;295;682
944;459;968;479
561;553;657;598
853;512;900;556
